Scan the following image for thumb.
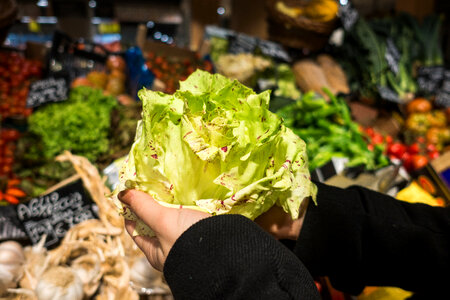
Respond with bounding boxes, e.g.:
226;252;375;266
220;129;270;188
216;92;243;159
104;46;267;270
118;189;169;234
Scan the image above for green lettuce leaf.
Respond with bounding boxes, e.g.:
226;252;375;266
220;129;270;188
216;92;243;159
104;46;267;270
112;70;316;236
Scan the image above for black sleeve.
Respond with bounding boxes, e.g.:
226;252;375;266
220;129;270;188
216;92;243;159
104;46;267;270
294;182;450;295
163;214;320;300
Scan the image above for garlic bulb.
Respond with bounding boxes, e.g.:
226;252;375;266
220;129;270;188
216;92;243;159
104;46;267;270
71;253;102;297
0;241;25;295
129;256;162;288
35;266;84;300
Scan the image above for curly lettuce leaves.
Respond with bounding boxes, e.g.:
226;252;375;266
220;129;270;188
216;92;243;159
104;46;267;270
112;70;316;236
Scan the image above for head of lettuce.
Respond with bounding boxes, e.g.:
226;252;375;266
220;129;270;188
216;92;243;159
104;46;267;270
112;70;317;236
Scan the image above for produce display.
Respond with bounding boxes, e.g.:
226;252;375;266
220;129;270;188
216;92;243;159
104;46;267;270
275;90;389;171
144;51;213;94
71;55;128;97
338;14;443;102
293;54;350;98
0;6;450;300
113;70;317;236
275;0;338;22
0;51;42;119
0;153;168;300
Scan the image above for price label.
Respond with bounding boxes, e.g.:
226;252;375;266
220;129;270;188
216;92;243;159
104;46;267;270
228;33;257;54
16;180;98;248
257;39;291;62
26;77;69;108
417;66;445;93
339;1;359;31
0;205;28;243
435;69;450;107
377;85;401;103
385;38;400;75
205;25;235;39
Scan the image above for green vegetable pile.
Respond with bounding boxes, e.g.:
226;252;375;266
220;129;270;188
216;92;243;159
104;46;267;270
276;90;389;171
28;86;117;161
113;70;317;237
338;13;443;101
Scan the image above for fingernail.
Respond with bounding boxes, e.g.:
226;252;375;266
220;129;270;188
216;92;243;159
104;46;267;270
118;189;131;200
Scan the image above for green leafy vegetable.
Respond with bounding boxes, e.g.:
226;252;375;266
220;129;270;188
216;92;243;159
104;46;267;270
113;70;317;236
28;86;117;161
276;89;389;171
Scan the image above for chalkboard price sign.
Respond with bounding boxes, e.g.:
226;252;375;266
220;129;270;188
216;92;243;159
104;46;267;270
339;1;359;31
257;39;291;63
435;69;450;107
377;85;401;103
228;33;258;55
0;205;28;243
385;38;400;75
417;66;445;93
16;180;98;248
26;77;69;108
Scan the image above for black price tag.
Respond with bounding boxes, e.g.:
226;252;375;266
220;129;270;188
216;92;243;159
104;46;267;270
257;39;291;62
228;33;257;54
417;66;445;93
385;38;400;75
26;77;69;108
205;25;235;40
339;1;359;31
0;205;28;243
435;69;450;107
15;180;98;248
377;85;401;103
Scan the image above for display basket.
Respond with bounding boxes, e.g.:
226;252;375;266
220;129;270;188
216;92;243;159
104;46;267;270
266;0;338;51
0;0;18;46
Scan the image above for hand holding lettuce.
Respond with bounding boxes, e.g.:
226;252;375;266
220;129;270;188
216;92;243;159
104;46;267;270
112;70;316;237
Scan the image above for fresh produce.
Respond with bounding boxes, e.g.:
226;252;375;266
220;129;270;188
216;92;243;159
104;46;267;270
0;178;27;205
0;128;20;178
403;98;450;151
113;70;317;237
0;241;25;295
215;53;272;86
316;54;350;95
276;90;389;171
275;0;338;22
0;51;42;119
71;55;127;96
27;86;117;162
338;15;422;102
293;59;332;98
292;56;349;98
273;63;301;100
144;51;213;94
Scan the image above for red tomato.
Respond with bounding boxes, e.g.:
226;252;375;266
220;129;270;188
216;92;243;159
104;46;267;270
372;133;384;145
428;150;440;160
365;127;375;137
426;143;437;153
385;135;393;144
387;143;406;159
402;152;414;171
407;143;420;155
412;155;428;170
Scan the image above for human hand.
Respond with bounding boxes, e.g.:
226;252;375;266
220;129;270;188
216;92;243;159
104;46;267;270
118;190;211;271
255;198;309;240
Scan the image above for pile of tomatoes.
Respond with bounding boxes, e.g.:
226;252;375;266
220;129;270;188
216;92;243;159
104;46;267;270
144;51;213;94
364;126;439;172
0;128;20;178
0;51;42;119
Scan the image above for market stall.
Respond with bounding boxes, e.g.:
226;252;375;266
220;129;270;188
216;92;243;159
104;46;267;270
1;0;449;299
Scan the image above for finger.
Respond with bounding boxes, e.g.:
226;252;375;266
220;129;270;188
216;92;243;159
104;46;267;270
118;189;170;234
124;219;136;236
